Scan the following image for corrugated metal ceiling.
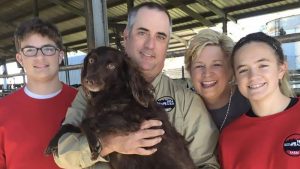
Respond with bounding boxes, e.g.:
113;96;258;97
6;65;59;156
0;0;299;63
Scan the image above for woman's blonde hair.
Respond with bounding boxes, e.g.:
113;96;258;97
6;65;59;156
185;29;234;72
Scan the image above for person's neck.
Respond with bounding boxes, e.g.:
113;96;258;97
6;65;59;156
250;92;291;117
143;72;159;83
26;78;62;95
205;86;234;110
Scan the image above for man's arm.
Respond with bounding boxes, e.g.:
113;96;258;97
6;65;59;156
55;87;164;168
55;122;164;168
54;86;100;168
61;87;88;127
100;120;164;156
181;92;220;169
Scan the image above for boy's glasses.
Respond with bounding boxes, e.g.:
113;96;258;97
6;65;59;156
20;45;60;57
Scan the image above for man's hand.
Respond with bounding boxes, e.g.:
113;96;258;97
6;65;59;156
100;120;164;157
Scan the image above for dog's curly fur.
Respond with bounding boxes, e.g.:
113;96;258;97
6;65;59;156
80;46;196;169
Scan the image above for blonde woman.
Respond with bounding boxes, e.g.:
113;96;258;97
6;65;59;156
185;29;250;130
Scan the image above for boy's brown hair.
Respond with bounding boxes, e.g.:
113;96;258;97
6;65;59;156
14;18;63;52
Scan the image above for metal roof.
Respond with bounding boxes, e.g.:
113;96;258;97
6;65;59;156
0;0;300;63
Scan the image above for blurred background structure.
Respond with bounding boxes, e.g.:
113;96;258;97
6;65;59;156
0;0;299;96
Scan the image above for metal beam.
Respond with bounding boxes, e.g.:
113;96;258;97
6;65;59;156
0;0;18;11
3;1;297;53
230;2;300;20
127;0;134;13
47;0;85;16
0;32;14;40
33;0;39;17
167;49;186;58
222;14;227;34
275;33;300;43
168;47;188;52
64;39;87;47
172;16;203;26
173;23;200;32
63;48;70;84
61;26;86;36
2;1;55;21
48;13;80;25
179;5;214;27
0;49;13;56
168;0;214;27
171;0;285;26
1;0;298;63
0;10;82;45
72;45;88;51
168;44;187;50
107;0;125;8
195;0;237;23
172;1;300;31
223;0;282;13
84;0;109;51
64;33;123;47
0;14;81;40
171;34;188;47
0;20;16;29
109;0;197;23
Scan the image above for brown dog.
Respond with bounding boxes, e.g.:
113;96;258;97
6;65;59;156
80;46;195;169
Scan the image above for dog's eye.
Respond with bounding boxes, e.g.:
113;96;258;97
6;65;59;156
88;58;95;64
107;63;116;70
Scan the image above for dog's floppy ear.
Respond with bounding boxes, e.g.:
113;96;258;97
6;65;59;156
81;51;92;98
124;56;153;108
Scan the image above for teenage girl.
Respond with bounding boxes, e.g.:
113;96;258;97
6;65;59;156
219;32;300;169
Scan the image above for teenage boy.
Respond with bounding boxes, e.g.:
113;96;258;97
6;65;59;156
0;18;77;169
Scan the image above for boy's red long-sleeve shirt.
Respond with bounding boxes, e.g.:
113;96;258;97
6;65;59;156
0;84;77;169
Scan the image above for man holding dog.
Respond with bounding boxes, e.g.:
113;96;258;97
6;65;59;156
55;2;219;169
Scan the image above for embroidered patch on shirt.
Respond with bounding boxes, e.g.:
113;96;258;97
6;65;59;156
156;96;176;112
283;133;300;157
